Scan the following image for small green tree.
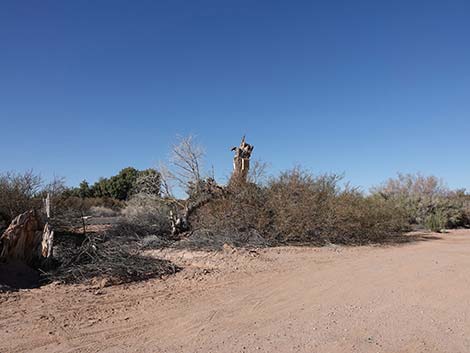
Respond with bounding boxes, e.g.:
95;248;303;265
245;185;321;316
78;180;92;198
106;167;140;200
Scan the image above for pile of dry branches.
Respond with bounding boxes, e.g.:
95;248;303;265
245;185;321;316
170;229;269;251
45;232;179;285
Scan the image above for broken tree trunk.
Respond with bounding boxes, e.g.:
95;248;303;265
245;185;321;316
0;210;54;265
169;178;225;236
230;136;254;183
169;136;254;236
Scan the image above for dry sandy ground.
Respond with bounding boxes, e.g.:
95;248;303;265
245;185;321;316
2;230;470;353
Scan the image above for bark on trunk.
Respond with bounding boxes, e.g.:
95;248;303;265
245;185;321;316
231;136;254;183
0;210;54;265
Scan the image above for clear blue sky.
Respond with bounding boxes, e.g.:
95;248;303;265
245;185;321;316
1;0;469;191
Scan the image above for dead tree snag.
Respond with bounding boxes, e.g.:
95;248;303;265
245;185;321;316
231;136;254;183
0;210;53;265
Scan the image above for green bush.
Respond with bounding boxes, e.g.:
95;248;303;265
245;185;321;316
67;168;161;201
372;173;469;231
424;211;447;233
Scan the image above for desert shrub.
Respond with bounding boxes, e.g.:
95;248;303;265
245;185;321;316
120;194;171;236
424;211;447;233
0;171;43;228
190;167;408;246
265;168;409;244
372;173;469;230
461;195;470;226
0;171;68;232
434;196;467;229
325;192;409;244
190;181;273;242
265;168;341;242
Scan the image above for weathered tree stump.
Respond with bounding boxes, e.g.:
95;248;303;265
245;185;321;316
0;210;54;265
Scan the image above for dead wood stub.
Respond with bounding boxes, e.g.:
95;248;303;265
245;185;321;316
41;223;54;258
0;210;54;265
231;136;254;183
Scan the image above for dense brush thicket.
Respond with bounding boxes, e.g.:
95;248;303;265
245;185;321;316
2;140;468;286
191;168;409;245
372;173;470;232
1;169;469;249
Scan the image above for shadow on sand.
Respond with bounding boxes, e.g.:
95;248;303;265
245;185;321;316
384;232;443;245
278;231;444;249
0;261;41;292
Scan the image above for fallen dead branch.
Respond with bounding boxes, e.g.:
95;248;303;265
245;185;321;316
165;229;270;251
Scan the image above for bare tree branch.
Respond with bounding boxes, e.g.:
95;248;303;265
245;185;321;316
169;135;205;195
248;159;269;185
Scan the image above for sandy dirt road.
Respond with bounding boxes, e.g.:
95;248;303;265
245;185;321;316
2;230;470;353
